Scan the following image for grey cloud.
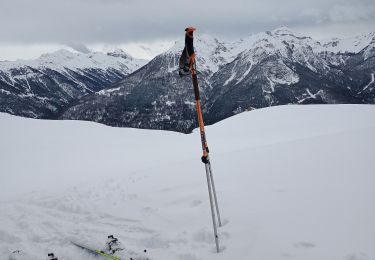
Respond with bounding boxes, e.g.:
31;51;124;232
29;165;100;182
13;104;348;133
0;0;374;44
66;43;91;53
329;4;375;22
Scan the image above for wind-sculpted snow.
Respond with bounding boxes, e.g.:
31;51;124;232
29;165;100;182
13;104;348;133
61;27;375;132
1;105;375;259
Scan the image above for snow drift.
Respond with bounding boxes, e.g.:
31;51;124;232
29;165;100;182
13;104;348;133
0;104;374;260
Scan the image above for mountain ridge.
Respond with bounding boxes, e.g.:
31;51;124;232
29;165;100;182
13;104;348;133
0;49;147;118
1;27;374;132
61;27;375;132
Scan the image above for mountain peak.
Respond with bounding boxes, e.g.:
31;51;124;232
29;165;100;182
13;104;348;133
106;48;133;60
272;26;294;33
39;49;76;59
271;26;307;38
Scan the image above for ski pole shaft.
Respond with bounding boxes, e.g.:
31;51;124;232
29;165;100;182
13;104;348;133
191;63;220;252
208;161;222;227
191;70;209;162
205;162;220;253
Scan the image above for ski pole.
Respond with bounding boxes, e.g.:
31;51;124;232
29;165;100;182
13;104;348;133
191;61;220;253
181;27;222;253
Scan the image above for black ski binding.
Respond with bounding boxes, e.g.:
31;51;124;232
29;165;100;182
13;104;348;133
47;253;58;260
106;235;123;254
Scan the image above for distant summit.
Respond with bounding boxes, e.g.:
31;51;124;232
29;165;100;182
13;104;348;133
0;48;147;118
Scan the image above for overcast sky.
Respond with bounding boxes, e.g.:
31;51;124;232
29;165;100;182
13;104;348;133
0;0;374;60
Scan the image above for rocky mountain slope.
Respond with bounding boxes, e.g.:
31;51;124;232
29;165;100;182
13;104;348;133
207;28;375;123
61;27;375;132
0;49;146;118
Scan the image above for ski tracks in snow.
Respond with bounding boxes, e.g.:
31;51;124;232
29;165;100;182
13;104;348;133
0;179;157;259
0;172;229;260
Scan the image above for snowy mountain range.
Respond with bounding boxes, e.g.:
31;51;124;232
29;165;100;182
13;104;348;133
0;49;146;118
1;27;375;132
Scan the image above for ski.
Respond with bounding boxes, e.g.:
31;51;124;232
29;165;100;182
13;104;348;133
71;235;148;260
72;240;120;259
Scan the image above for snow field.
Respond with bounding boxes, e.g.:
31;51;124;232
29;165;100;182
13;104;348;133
0;104;374;260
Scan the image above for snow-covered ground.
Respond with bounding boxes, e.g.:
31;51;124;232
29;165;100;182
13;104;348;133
0;105;374;260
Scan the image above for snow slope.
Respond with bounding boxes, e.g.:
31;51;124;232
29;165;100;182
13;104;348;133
0;105;375;260
322;32;375;54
